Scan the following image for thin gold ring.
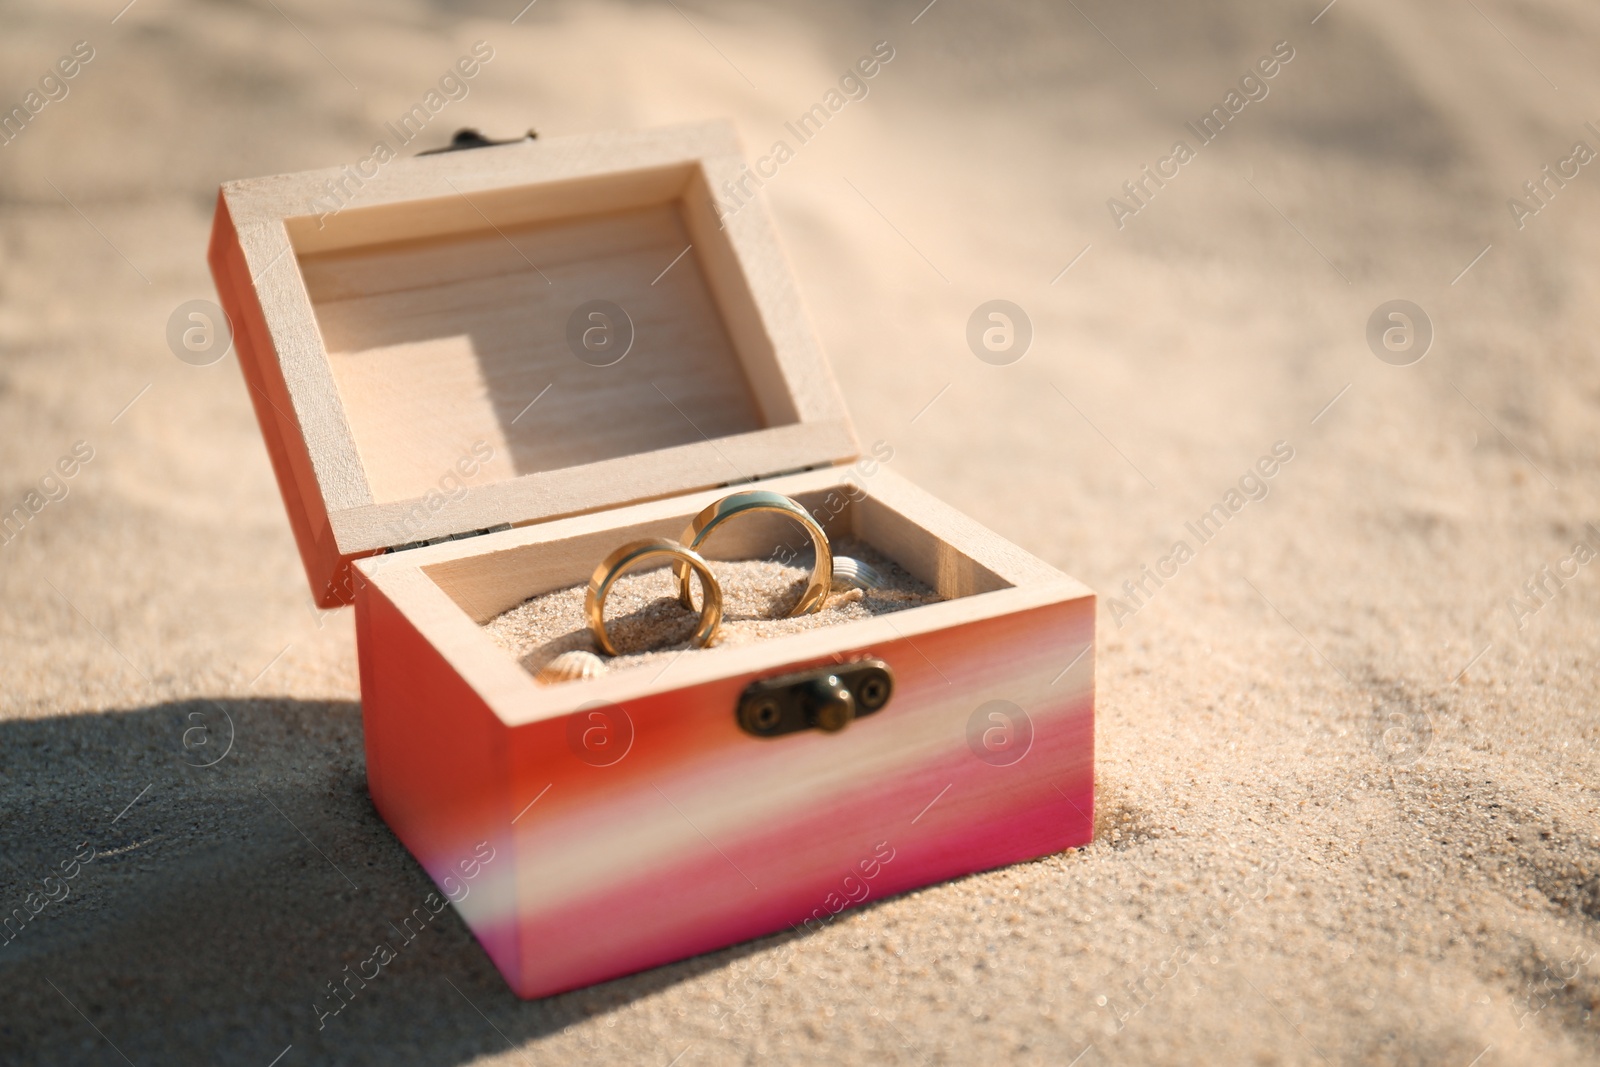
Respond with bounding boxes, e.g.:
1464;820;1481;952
673;491;832;616
586;538;723;657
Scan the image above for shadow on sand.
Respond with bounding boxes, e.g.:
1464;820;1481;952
0;697;792;1066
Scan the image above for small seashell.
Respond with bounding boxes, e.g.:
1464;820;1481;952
535;649;608;685
831;556;887;591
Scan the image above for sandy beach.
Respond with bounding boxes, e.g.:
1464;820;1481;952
2;0;1598;1063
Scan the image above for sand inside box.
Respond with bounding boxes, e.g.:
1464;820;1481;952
482;539;941;680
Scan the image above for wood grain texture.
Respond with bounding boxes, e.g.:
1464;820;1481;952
402;467;1090;623
300;201;765;505
688;155;849;427
209;121;858;602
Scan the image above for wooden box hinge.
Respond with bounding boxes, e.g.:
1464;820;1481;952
717;462;835;490
390;523;514;554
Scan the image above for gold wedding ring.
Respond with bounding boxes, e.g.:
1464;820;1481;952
587;538;723;656
673;491;832;616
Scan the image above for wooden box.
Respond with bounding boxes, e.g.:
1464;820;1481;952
208;122;1095;999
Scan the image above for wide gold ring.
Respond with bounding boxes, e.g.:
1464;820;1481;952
673;491;832;616
586;538;723;657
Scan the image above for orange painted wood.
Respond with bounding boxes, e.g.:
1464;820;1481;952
208;191;368;606
352;467;1096;998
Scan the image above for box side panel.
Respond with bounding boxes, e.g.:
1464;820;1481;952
479;593;1093;998
207;191;366;607
354;573;520;986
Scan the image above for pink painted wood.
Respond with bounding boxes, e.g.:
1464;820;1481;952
357;567;1093;998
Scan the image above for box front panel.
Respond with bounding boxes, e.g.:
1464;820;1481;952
470;595;1093;998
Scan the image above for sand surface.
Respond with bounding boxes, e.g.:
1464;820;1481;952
485;543;939;678
2;0;1599;1064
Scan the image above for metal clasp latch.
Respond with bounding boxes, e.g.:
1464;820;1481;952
736;659;894;737
417;128;538;155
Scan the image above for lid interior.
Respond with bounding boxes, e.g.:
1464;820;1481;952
219;125;859;576
293;166;787;507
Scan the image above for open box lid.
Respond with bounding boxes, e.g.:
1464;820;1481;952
208;122;859;607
